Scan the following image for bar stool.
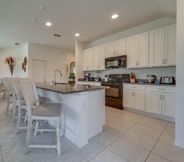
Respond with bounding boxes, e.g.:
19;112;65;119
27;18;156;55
3;77;13;115
20;78;62;155
0;79;6;101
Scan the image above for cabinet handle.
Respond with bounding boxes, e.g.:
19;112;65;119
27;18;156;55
162;59;164;64
162;95;164;100
165;59;167;64
159;88;165;90
116;51;118;55
131;86;136;88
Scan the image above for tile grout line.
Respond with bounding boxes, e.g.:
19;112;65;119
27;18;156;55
144;122;170;162
0;143;4;162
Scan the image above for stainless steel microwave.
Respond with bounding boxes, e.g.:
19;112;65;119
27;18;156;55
105;55;127;69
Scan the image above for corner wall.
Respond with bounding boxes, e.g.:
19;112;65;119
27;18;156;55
0;44;28;78
28;43;75;83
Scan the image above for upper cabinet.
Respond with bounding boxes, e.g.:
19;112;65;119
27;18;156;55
106;38;126;58
149;24;176;67
83;48;93;71
127;32;149;68
92;45;106;70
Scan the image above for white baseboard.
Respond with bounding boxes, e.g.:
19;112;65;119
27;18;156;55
174;140;184;149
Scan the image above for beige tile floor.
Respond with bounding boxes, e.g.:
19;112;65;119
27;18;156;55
0;98;184;162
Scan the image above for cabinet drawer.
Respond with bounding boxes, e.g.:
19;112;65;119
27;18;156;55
146;85;175;93
123;84;146;91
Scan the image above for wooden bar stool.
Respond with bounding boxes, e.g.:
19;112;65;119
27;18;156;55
20;78;62;155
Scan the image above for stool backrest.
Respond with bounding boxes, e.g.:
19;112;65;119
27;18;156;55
20;78;39;118
12;77;24;100
3;77;11;94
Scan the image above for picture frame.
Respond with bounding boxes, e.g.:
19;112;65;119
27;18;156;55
65;64;69;74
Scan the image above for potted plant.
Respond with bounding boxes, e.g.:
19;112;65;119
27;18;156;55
69;73;75;81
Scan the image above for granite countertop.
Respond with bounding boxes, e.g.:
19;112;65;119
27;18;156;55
35;82;107;94
123;82;176;87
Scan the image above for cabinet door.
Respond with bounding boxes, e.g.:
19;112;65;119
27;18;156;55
162;93;175;118
115;39;126;56
123;89;134;108
127;35;138;68
98;45;106;70
137;32;149;67
134;91;145;111
146;91;162;114
92;46;100;70
83;48;92;71
106;42;115;58
149;28;165;67
165;24;176;66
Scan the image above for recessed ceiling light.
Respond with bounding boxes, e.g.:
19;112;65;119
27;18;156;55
14;43;20;45
46;22;51;26
75;33;80;36
111;14;118;19
31;18;37;21
39;6;46;10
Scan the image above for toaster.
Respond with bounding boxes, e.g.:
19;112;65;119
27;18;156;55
160;76;175;84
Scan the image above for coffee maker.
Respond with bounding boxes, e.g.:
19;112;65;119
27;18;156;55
85;73;90;81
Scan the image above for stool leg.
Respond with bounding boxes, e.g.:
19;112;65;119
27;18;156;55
15;103;22;134
24;112;28;123
5;94;10;115
23;118;32;154
34;121;39;136
56;120;61;156
12;100;17;122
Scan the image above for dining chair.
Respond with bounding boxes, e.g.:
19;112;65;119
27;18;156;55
3;77;13;115
20;78;62;155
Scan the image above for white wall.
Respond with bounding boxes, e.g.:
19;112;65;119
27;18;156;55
28;43;75;83
75;41;87;82
174;0;184;149
87;17;176;48
0;44;28;78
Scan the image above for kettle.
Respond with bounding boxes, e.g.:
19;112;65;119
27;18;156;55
147;75;156;84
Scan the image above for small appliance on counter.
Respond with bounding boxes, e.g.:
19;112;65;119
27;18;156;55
147;74;156;84
160;76;175;84
95;72;101;81
89;77;95;81
104;75;108;82
84;73;90;81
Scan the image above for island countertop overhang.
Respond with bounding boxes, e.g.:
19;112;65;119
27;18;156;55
35;82;108;94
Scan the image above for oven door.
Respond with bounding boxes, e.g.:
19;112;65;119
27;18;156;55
102;83;123;110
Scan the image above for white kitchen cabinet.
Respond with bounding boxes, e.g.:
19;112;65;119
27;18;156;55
149;24;176;67
123;84;145;111
92;45;106;70
146;86;175;118
106;38;126;58
127;32;149;68
83;48;93;71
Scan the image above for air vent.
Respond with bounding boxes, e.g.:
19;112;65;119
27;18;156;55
14;43;20;45
53;34;61;37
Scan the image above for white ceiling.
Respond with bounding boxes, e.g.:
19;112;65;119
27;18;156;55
0;0;176;52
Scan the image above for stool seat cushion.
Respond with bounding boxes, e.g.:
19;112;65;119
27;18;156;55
33;103;61;117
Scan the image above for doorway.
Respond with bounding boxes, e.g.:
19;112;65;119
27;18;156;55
32;59;46;82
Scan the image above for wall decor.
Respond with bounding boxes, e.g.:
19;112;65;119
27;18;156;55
5;56;14;76
65;64;69;74
22;57;27;72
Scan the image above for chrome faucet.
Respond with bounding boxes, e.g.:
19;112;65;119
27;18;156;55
52;70;62;84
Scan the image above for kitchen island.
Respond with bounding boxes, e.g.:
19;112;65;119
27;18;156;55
35;82;106;148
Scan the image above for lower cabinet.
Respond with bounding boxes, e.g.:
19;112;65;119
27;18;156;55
123;84;175;118
146;86;175;118
123;84;145;111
